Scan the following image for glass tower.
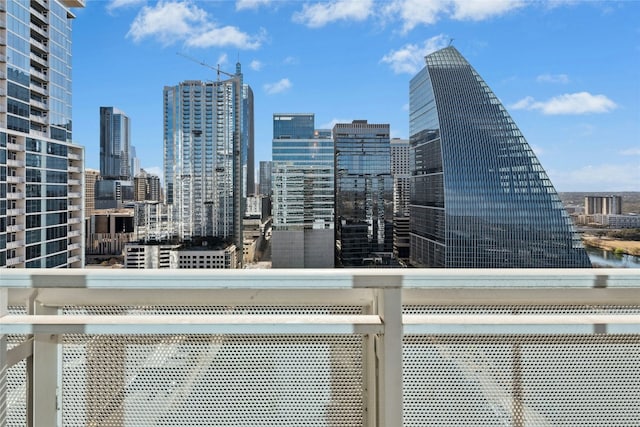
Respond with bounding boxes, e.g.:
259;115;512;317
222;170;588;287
100;107;131;180
163;66;249;256
409;47;591;268
271;113;335;268
334;120;393;267
0;0;85;269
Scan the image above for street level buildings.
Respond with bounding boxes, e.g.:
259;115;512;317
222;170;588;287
271;113;334;268
0;0;85;268
408;47;591;268
334;120;393;267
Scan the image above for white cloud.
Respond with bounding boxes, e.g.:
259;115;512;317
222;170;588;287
383;0;525;33
236;0;272;11
380;35;450;75
107;0;145;12
127;1;264;49
293;0;373;28
620;148;640;156
250;60;263;71
510;92;617;115
548;163;640;192
217;53;228;67
264;78;292;94
186;26;264;50
283;56;299;65
450;0;525;21
536;73;570;84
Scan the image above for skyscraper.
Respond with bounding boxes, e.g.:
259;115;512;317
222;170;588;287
391;138;411;261
271;113;334;268
242;84;255;197
163;64;249;258
409;47;591;268
259;160;272;196
0;0;85;268
334;120;393;267
100;107;131;180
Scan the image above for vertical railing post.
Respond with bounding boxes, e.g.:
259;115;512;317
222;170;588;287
356;275;403;427
31;301;59;426
0;288;8;427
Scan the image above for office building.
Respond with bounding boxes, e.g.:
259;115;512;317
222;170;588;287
242;85;255;197
163;63;249;264
271;113;334;268
134;169;161;203
409;47;591;268
84;168;100;218
100;107;131;180
259;160;272;197
334;120;393;267
0;0;85;268
391;138;411;261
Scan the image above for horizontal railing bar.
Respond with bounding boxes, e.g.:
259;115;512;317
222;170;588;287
0;314;383;335
403;314;640;324
2;269;637;289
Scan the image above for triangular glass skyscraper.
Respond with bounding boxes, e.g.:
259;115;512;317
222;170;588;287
409;47;591;268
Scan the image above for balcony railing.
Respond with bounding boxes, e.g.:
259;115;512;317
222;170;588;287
2;269;640;426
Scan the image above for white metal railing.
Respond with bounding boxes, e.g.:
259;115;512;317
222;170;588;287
2;269;640;426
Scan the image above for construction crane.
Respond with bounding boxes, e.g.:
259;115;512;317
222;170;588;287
176;52;237;80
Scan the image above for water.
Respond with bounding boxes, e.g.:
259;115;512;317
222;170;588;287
586;247;640;268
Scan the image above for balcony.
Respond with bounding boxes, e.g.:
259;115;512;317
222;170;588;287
6;175;25;184
68;191;82;198
6;141;24;151
6;192;24;200
30;82;47;96
30;113;48;125
5;255;24;266
68;166;81;173
2;269;640;426
67;217;81;224
68;152;81;160
29;22;48;38
6;158;25;168
68;229;81;238
6;239;24;250
6;224;24;232
6;208;25;216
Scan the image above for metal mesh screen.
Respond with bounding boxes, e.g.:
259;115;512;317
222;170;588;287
403;334;640;426
61;334;365;427
7;307;27;427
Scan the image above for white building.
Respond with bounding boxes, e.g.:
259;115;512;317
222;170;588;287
1;0;86;268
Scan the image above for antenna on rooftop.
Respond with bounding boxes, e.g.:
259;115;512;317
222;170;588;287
448;38;454;47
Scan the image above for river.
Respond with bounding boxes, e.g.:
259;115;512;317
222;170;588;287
586;247;640;268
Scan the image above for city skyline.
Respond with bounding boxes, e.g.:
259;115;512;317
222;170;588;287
72;1;639;192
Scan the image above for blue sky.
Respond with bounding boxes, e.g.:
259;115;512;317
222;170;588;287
72;0;640;192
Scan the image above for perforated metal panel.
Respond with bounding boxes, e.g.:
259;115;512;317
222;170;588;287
7;307;27;427
404;333;640;426
61;334;365;427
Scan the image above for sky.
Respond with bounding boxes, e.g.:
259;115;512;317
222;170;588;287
71;0;640;192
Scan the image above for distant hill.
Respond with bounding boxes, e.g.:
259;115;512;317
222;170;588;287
558;192;640;215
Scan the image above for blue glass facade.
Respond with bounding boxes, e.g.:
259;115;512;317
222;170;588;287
334;121;393;267
409;47;591;268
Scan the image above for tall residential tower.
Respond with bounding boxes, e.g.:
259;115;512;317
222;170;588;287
163;63;250;262
409;47;591;268
0;0;85;268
